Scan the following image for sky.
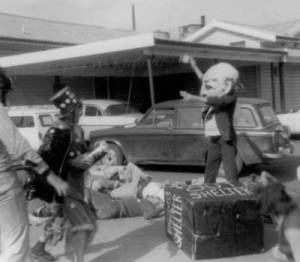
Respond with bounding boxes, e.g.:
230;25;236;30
1;0;300;36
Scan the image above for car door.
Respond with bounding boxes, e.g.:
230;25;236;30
173;106;208;165
126;107;176;164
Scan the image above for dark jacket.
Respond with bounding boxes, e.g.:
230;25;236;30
203;92;237;141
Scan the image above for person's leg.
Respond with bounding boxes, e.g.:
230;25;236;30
89;191;120;219
204;137;222;184
0;186;31;262
220;139;239;184
31;231;57;261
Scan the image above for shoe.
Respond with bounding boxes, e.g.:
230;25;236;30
32;249;57;261
271;245;290;262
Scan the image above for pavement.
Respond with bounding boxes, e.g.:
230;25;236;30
29;141;300;262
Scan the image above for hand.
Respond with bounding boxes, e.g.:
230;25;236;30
180;54;195;64
179;90;193;101
46;173;69;196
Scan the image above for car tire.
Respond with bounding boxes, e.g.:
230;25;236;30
218;154;244;178
101;143;124;166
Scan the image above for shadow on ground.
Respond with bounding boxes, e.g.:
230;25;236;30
246;155;300;182
87;219;170;262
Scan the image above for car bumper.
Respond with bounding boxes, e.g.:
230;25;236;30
262;143;295;159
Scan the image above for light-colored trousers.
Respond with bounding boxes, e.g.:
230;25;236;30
0;180;31;262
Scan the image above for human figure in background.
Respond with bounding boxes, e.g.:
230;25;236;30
31;86;105;262
0;68;68;262
180;57;243;186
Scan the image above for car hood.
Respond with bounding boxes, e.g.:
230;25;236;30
90;123;138;139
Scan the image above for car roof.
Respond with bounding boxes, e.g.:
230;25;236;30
153;97;269;109
6;105;59;113
82;99;129;110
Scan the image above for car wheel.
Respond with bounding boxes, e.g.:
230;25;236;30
101;143;124;166
218;154;244;178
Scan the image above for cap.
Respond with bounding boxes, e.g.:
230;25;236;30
50;86;81;117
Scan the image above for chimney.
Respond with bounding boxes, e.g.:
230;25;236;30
178;15;206;39
200;15;206;27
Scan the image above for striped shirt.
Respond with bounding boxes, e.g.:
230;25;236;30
0;103;49;193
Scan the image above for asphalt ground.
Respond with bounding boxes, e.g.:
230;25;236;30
29;140;300;262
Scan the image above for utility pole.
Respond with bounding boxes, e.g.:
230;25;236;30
131;4;136;31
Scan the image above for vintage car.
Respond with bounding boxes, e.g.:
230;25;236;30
79;99;143;140
89;98;294;171
7;105;59;150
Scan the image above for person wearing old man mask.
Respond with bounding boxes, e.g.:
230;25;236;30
180;59;242;186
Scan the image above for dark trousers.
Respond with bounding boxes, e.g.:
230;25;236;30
204;136;238;184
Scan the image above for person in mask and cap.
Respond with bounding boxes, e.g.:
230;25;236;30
31;86;106;262
180;60;243;186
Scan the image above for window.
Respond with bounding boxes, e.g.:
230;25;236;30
105;104;140;116
10;116;34;128
85;106;101;116
138;108;175;128
39;115;54;127
177;107;203;129
234;107;257;128
258;105;279;125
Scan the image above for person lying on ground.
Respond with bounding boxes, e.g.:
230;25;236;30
86;161;153;199
246;171;300;262
86;180;166;220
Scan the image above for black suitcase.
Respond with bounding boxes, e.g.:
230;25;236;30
165;183;264;260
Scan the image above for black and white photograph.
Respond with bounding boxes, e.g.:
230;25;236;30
1;1;300;261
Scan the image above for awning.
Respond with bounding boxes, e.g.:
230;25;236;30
0;32;287;77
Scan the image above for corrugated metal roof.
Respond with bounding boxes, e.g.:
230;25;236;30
218;20;300;38
0;12;137;44
0;34;287;77
260;20;300;38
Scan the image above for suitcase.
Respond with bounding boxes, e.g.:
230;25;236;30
165;183;264;260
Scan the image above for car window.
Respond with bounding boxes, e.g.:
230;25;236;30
10;116;35;128
39;114;54;127
177;107;204;129
85;105;102;116
138;108;175;128
105;104;139;116
234;107;257;128
258;105;279;125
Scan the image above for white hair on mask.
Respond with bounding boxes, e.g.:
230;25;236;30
200;62;239;97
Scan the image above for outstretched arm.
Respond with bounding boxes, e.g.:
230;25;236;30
179;90;207;102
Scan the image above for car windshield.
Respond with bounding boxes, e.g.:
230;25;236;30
138;108;175;127
105;104;140;116
258;104;279;125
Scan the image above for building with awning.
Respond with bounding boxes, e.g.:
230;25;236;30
0;13;300;112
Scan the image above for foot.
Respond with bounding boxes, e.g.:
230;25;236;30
271;245;290;262
32;249;57;261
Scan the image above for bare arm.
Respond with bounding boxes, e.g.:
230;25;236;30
189;57;203;80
